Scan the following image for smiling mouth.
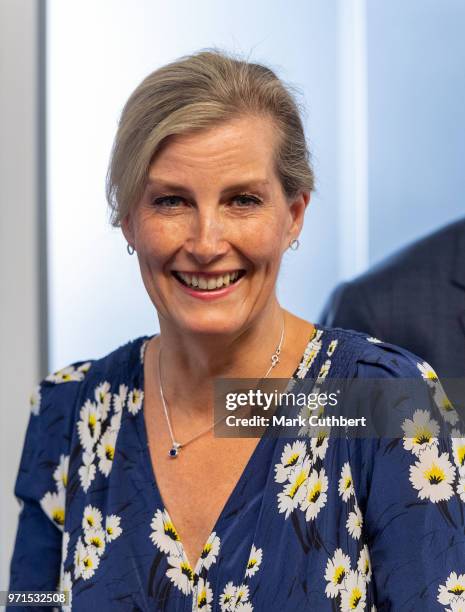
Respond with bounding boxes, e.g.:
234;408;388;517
172;270;246;291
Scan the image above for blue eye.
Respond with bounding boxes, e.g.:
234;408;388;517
231;194;263;206
152;196;184;207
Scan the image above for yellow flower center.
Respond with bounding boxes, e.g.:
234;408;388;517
198;588;207;607
164;521;180;541
344;477;352;491
349;587;362;608
90;537;103;548
449;585;465;595
289;470;307;499
105;445;114;460
53;509;65;525
247;558;257;569
285;453;300;467
334;566;346;585
456;444;465;467
413;427;432;446
180;561;193;581
308;481;322;503
424;462;445;485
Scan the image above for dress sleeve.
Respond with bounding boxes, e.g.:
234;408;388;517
7;361;90;609
349;343;465;611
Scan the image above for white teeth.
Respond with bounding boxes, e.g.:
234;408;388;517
177;270;243;291
175;271;243;290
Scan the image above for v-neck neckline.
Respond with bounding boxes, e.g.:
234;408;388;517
133;324;321;578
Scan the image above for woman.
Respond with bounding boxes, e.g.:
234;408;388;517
9;50;465;611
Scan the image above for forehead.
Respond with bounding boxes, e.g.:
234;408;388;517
148;115;279;185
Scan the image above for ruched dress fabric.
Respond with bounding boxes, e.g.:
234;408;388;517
8;324;465;611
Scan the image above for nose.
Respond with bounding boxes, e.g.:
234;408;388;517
183;208;229;264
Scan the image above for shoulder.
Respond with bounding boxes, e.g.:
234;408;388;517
315;323;440;382
33;335;150;418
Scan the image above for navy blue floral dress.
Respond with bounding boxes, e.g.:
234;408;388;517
8;324;465;611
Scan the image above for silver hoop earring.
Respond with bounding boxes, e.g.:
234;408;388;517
289;238;300;251
127;244;135;255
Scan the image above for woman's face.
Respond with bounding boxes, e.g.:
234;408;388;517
122;114;309;337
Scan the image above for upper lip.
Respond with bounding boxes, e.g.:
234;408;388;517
172;269;245;276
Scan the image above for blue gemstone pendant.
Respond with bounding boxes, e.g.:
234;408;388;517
168;442;181;458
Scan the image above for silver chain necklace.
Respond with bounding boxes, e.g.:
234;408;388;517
158;315;285;458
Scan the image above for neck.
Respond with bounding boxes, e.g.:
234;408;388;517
153;298;286;417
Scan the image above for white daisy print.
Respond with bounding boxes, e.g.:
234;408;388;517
245;544;263;578
409;446;455;502
73;537;86;580
78;451;96;493
277;456;311;518
95;381;112;421
233;584;250;607
417;360;439;385
324;548;351;598
82;505;103;531
219;581;236;611
347;504;363;540
127;388;144;415
357;545;372;583
166;555;194;595
309;428;330;461
327;339;339;356
195;577;213;611
78;545;100;580
457;475;465;503
53;454;69;491
105;514;123;542
296;330;323;378
77;399;102;452
40;489;65;530
46;363;90;384
197;532;220;571
61;570;72;612
150;509;183;556
451;429;465;473
96;428;118;477
274;440;308;483
366;337;382;344
438;571;465;605
30;385;41;416
402;410;439;457
340;570;366;611
433;384;459;426
300;468;328;521
338;462;355;502
84;527;106;557
113;383;128;414
317;359;331;382
445;601;465;612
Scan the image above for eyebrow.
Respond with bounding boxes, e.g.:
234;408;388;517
146;178;271;195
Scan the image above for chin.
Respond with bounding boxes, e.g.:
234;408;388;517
172;313;247;338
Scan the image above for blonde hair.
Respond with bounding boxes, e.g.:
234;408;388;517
106;48;314;227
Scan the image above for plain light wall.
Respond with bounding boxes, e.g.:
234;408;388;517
367;0;465;263
0;0;42;591
46;0;342;371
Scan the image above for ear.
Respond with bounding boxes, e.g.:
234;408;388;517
121;213;135;249
287;190;311;243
